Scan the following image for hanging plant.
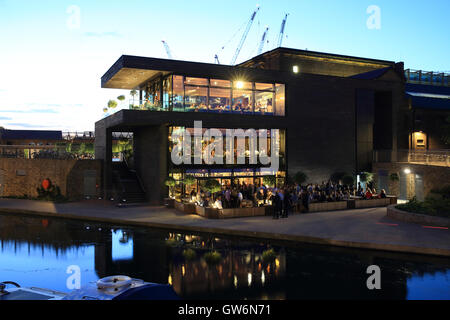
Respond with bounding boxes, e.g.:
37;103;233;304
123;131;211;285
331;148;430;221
263;176;276;187
184;175;196;186
389;173;399;181
360;172;374;183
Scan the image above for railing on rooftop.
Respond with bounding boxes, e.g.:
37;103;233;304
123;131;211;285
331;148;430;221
374;149;450;167
129;100;279;116
405;69;450;86
0;145;94;160
62;132;133;140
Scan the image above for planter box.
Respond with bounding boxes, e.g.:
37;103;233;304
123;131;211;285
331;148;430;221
354;198;392;209
174;201;196;214
387;205;450;227
309;201;348;213
192;205;268;219
164;198;175;208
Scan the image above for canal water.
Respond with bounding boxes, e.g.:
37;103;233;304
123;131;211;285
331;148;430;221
0;212;449;300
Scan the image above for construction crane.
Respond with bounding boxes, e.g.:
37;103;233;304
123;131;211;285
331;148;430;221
161;40;173;59
214;54;220;64
257;26;269;55
230;5;260;65
276;14;289;48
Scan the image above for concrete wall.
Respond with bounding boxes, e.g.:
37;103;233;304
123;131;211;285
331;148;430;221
133;125;168;205
373;162;450;200
0;158;102;200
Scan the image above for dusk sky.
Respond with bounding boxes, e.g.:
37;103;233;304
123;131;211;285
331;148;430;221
0;0;449;131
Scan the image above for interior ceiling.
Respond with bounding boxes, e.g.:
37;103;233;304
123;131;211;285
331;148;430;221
103;68;169;89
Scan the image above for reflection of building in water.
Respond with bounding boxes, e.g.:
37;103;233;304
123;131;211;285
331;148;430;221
169;242;287;299
1;214;449;300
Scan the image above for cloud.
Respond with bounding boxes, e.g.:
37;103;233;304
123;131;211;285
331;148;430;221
0;109;58;114
6;123;55;128
83;31;122;38
0;116;12;120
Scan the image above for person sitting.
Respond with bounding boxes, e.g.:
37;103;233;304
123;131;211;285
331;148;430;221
214;197;223;210
380;189;387;198
365;188;373;200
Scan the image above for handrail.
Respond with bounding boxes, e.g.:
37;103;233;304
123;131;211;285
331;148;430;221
123;155;146;193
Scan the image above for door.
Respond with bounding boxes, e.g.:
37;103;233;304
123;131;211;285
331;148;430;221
414;173;424;201
83;170;97;197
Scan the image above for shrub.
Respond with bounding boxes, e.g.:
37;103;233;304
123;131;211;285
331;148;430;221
182;248;197;261
262;249;277;264
263;176;276;187
293;171;307;185
184;175;196;186
36;179;66;202
396;196;450;218
203;251;222;265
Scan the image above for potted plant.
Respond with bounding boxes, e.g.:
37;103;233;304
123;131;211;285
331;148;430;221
164;177;176;199
263;176;276;187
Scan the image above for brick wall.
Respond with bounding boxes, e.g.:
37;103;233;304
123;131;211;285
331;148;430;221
0;158;102;200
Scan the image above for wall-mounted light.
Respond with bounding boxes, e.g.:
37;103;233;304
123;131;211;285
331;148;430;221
235;81;244;89
292;65;299;74
404;168;411;174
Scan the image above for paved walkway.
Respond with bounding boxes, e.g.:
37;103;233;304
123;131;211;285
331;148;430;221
0;199;449;257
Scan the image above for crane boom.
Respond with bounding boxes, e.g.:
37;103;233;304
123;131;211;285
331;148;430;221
277;14;289;48
230;6;260;65
161;40;173;59
257;26;269;55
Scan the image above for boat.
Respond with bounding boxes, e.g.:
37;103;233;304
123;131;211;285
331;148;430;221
0;276;179;300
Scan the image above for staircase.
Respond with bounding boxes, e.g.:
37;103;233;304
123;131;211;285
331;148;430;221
112;162;147;205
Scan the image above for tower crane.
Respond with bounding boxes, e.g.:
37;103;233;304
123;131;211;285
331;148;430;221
257;26;269;55
161;40;173;59
276;14;289;48
230;5;260;65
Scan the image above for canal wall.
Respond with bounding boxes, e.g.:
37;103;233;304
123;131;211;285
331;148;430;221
0;158;102;200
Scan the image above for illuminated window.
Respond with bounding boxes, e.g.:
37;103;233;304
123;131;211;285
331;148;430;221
293;65;299;73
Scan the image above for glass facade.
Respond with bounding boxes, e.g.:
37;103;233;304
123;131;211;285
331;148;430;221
134;75;285;116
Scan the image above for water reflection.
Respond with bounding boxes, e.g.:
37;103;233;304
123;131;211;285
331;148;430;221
0;213;449;300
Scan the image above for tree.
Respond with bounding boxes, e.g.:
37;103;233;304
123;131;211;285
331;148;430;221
263;176;276;187
165;177;176;198
108;99;118;109
293;171;308;185
130;90;138;104
360;172;374;183
202;179;221;194
117;95;126;101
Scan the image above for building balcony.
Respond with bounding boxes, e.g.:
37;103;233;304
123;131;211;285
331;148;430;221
374;149;450;167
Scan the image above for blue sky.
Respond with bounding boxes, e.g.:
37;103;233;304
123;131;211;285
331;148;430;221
0;0;448;131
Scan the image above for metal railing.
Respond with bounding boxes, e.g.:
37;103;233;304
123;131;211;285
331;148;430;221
405;69;450;86
374;149;450;167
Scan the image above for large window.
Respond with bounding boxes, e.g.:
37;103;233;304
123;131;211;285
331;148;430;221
173;75;184;112
232;90;253;114
138;75;285;116
209;87;231;113
185;86;208;112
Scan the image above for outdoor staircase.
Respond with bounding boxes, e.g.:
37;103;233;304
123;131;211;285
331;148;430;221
112;162;147;205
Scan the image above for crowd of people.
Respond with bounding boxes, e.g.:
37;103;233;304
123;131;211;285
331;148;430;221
189;180;387;219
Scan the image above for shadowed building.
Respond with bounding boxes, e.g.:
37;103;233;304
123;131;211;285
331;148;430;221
95;47;407;204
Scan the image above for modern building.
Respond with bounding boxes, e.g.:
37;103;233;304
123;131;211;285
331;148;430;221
95;47;408;204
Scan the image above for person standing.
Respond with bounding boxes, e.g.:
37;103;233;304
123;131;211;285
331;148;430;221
272;190;281;219
282;189;291;218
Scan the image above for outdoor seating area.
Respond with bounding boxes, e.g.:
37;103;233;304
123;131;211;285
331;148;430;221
170;179;397;219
